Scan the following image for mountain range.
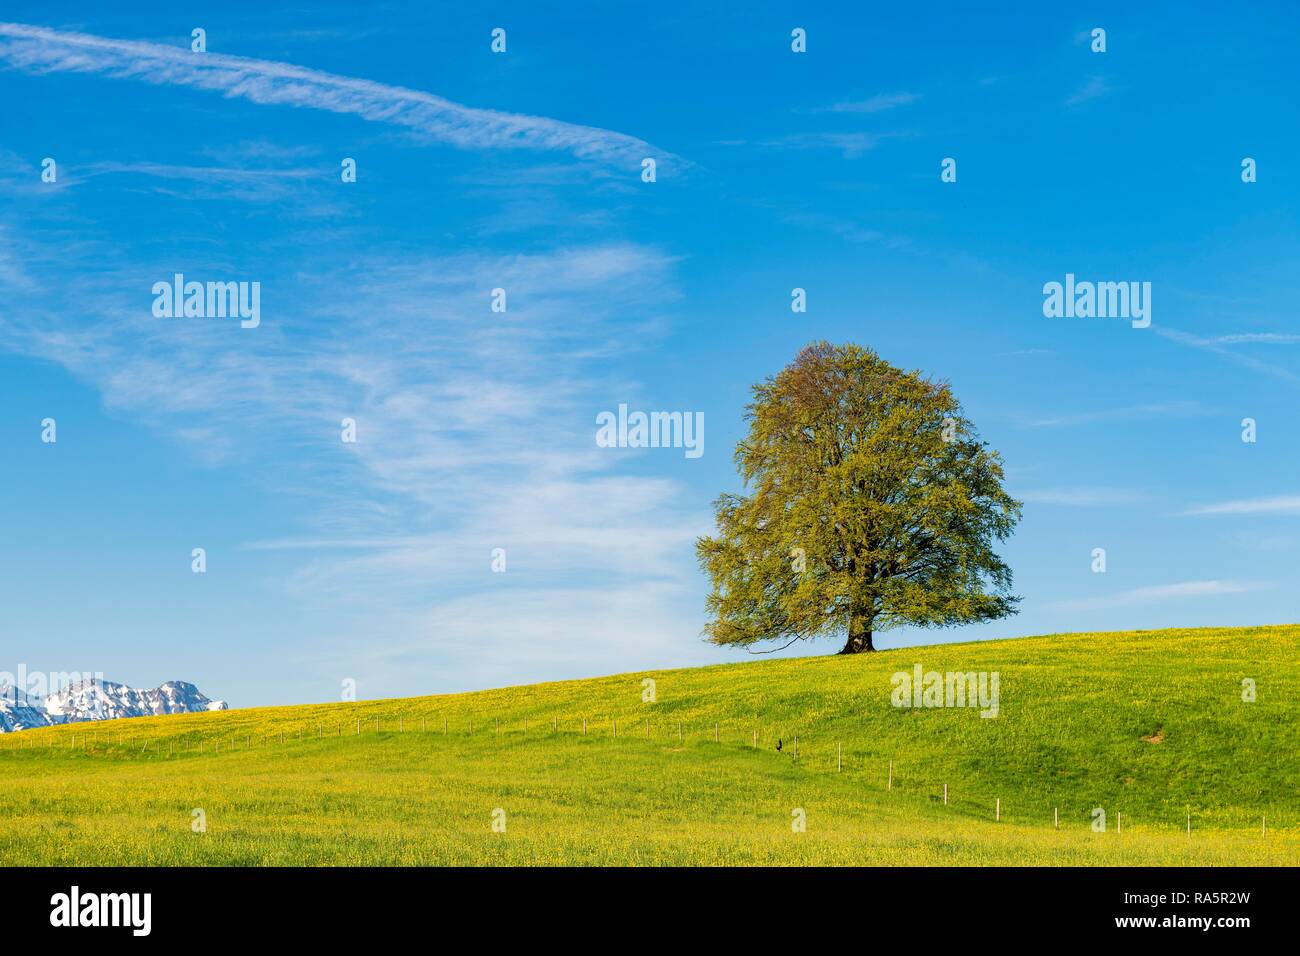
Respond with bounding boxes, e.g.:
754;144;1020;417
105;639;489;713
0;680;227;732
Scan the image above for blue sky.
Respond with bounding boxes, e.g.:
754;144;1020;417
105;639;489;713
1;2;1298;706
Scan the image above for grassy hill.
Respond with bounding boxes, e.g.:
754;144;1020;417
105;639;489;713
1;625;1297;865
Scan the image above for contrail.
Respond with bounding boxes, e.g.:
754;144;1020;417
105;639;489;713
0;22;674;167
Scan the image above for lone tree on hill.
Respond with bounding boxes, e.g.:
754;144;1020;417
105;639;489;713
696;342;1021;654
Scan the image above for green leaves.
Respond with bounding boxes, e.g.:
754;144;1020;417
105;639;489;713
697;342;1021;652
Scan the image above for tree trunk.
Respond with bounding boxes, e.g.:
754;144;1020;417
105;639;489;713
840;608;874;653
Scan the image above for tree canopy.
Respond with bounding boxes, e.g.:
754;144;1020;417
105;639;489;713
696;342;1021;653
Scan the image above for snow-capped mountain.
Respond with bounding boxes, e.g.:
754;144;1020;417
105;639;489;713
0;680;227;732
0;685;53;733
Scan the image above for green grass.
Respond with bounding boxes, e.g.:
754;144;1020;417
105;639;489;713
2;625;1297;865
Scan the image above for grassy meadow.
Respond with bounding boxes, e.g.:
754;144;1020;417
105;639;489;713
1;625;1296;865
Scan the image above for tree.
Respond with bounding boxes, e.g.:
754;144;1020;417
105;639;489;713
696;342;1021;654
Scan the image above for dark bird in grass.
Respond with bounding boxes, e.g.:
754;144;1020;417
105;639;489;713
776;739;782;752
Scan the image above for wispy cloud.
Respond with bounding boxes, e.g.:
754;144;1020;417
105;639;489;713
0;229;705;641
315;582;712;692
1024;400;1204;428
0;225;35;291
1193;332;1300;345
761;132;898;158
1158;327;1300;347
1049;579;1265;612
776;209;894;245
1066;75;1113;106
808;92;920;114
1156;327;1300;383
84;161;320;183
1183;495;1300;517
46;160;328;203
1017;487;1149;507
0;22;675;169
